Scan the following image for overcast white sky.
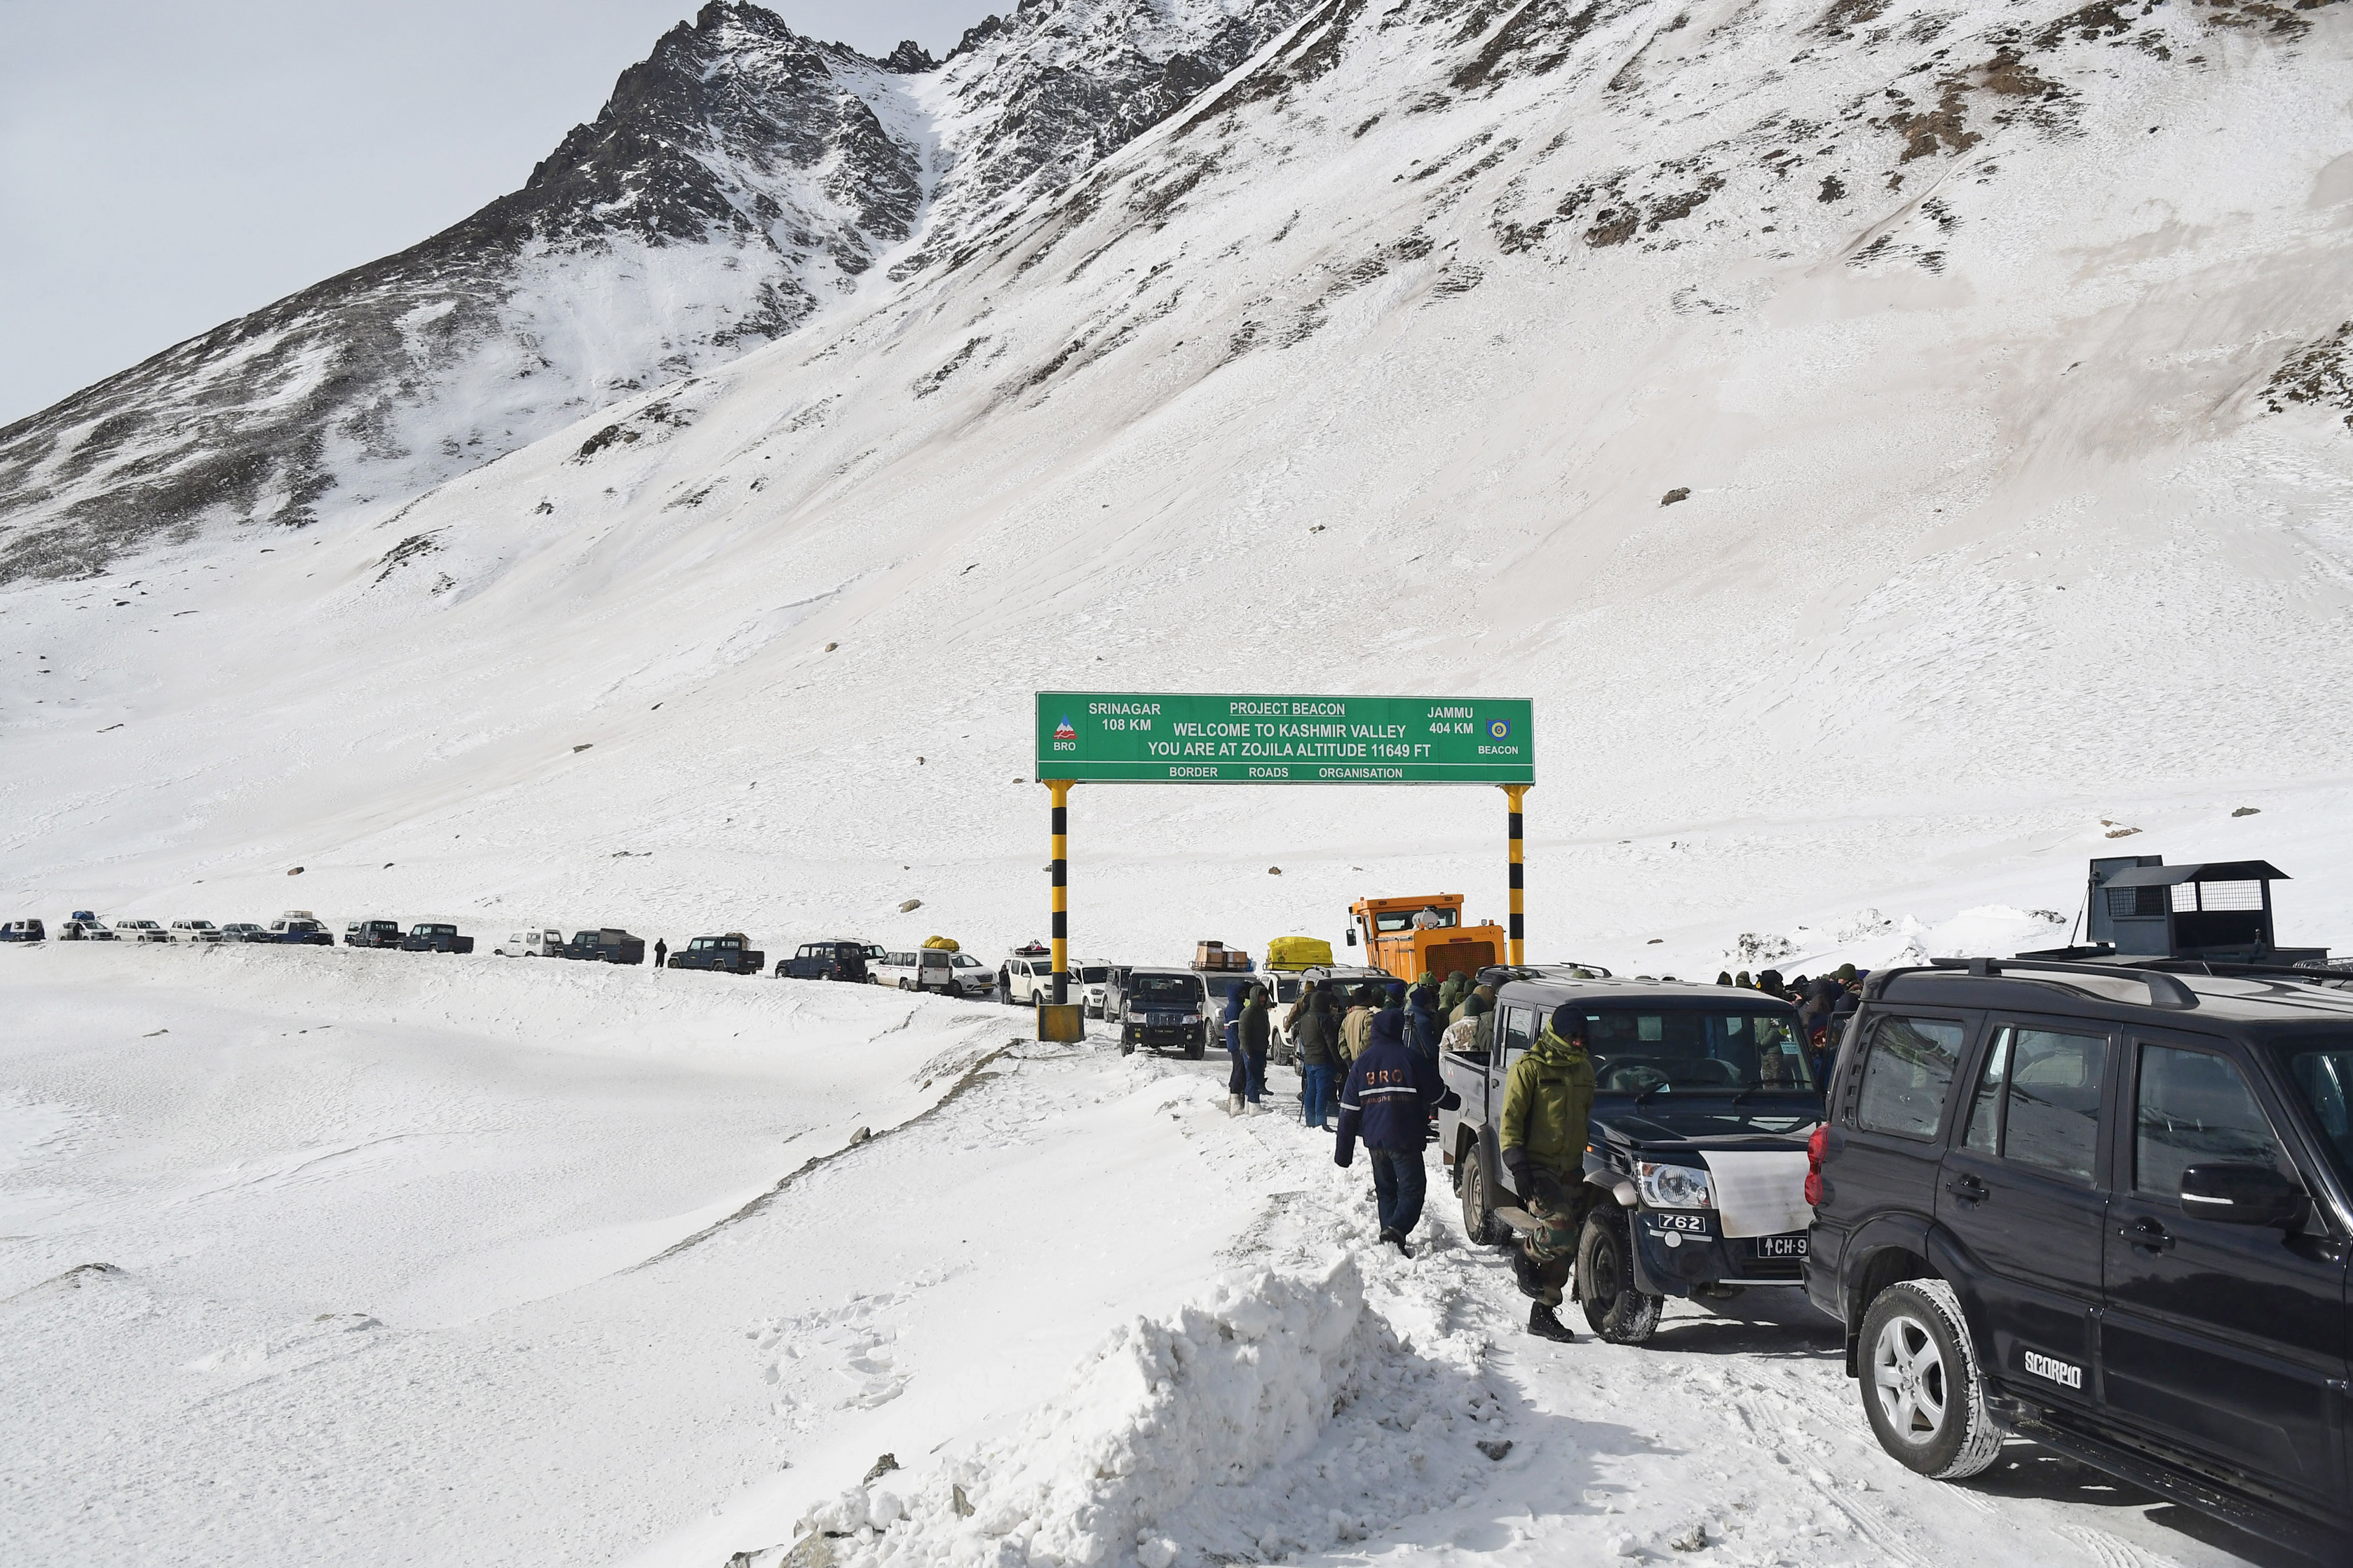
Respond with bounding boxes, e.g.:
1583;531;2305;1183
0;1;994;425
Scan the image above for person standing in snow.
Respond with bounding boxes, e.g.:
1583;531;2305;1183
1501;1003;1597;1343
1406;981;1442;1068
1334;1006;1451;1256
1238;982;1273;1112
1338;986;1378;1068
653;938;667;969
1437;969;1469;1020
1221;983;1249;1114
1294;988;1339;1129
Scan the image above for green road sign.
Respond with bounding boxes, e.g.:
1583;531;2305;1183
1036;692;1533;784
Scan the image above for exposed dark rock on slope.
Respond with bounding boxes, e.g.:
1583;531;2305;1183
0;0;1316;582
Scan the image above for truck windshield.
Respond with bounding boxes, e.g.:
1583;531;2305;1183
2277;1039;2353;1188
1373;908;1456;933
1581;1011;1814;1093
1133;976;1202;1005
1080;967;1108;983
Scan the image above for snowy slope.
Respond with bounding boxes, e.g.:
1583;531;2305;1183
4;0;2347;976
0;0;1317;584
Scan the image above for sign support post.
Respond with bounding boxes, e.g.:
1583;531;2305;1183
1503;784;1528;967
1048;779;1071;1005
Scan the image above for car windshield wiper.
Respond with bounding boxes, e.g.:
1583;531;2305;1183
1632;1079;1671;1106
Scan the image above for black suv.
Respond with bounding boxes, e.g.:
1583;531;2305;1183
1805;957;2353;1557
775;940;869;982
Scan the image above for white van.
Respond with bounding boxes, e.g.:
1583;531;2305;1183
168;920;223;943
494;927;569;957
873;948;993;996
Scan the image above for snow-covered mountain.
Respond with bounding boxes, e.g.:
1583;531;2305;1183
0;0;1315;582
4;0;2351;971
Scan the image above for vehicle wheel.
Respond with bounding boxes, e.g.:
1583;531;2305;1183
898;979;910;990
1858;1279;2005;1480
1185;1035;1206;1060
1458;1141;1505;1246
1576;1210;1664;1345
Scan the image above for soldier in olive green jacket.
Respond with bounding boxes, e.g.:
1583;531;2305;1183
1499;1003;1597;1342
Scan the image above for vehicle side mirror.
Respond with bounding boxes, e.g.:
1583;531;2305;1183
1345;929;1356;947
2179;1164;2308;1228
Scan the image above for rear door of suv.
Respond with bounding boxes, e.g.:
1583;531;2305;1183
2098;1029;2347;1511
1821;1008;1981;1298
1935;1013;2113;1417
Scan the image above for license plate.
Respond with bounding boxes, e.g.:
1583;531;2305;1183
1756;1234;1809;1258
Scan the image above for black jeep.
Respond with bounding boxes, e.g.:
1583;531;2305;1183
667;933;764;975
775;940;869;982
562;928;646;964
1441;970;1823;1342
400;923;475;954
344;920;403;949
1806;956;2353;1557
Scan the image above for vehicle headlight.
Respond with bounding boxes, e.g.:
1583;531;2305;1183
1180;1013;1201;1025
1635;1160;1714;1210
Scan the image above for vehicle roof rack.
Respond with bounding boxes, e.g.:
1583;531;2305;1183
1920;955;2199;1010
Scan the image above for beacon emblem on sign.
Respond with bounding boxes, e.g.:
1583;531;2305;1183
1055;716;1078;740
1489;718;1510;739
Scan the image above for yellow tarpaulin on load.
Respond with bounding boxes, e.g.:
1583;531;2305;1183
922;935;961;951
1263;936;1334;971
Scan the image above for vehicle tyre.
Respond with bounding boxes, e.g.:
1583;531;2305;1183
1857;1279;2005;1480
1458;1140;1505;1246
1185;1035;1205;1061
898;979;911;990
1576;1210;1664;1345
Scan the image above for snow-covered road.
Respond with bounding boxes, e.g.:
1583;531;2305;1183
0;950;2284;1567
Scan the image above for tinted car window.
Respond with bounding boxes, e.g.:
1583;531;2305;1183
2279;1042;2353;1186
1132;975;1200;1005
1580;1011;1813;1093
1963;1026;2104;1180
2136;1045;2289;1198
1856;1016;1967;1141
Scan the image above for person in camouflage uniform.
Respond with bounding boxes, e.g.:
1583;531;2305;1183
1500;1003;1597;1342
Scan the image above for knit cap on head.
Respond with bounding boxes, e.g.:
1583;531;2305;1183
1550;1004;1588;1042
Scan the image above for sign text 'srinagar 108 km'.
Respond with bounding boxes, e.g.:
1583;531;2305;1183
1034;693;1534;785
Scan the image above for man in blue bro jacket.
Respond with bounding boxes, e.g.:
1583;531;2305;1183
1334;1004;1456;1257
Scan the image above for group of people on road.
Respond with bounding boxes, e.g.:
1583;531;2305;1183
1223;967;1592;1343
1715;962;1864;1079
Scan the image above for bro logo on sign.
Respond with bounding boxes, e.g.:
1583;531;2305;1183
2021;1350;2083;1390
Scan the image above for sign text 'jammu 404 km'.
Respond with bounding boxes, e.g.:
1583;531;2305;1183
1034;693;1534;784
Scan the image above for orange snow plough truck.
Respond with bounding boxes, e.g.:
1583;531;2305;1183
1347;894;1502;986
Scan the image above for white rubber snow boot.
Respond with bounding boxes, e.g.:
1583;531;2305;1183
1227;1094;1245;1116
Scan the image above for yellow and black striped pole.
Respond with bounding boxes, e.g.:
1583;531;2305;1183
1048;779;1071;1004
1503;784;1528;966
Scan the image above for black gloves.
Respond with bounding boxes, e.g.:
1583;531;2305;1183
1501;1147;1531;1192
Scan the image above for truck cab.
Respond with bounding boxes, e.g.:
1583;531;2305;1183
1442;972;1822;1343
1348;894;1504;984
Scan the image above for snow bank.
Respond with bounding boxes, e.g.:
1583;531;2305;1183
783;1236;1507;1568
